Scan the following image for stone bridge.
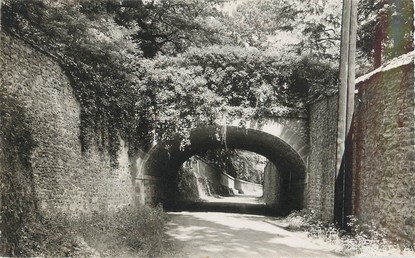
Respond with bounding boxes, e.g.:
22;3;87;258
138;116;309;213
2;29;414;247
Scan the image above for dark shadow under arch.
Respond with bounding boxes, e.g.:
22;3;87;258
143;125;307;214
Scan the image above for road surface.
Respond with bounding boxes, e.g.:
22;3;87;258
166;211;341;258
167;194;283;216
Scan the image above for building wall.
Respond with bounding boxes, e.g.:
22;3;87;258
352;61;415;244
307;95;338;221
0;31;136;220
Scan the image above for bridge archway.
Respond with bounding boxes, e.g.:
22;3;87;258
142;125;308;213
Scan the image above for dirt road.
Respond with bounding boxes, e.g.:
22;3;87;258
166;211;341;258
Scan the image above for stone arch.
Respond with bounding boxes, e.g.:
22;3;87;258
142;124;308;213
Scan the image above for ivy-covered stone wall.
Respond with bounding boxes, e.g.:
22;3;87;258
352;60;415;245
0;31;136;220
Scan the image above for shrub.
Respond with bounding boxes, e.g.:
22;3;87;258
284;211;415;256
116;204;167;257
71;204;169;257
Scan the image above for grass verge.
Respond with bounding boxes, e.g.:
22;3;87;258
284;210;415;257
71;204;179;257
2;204;179;257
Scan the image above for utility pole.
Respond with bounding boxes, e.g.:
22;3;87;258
335;0;358;227
337;0;357;175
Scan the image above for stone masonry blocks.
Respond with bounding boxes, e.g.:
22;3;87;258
353;62;415;245
0;31;135;220
307;95;338;221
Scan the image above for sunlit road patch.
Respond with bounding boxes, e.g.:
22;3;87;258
166;212;341;258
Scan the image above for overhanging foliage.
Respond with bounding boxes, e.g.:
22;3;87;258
1;0;339;156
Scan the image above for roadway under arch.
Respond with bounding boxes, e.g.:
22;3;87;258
143;125;308;214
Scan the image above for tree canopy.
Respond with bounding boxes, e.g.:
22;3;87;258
357;0;414;69
139;45;337;144
227;0;342;62
113;0;229;57
1;0;341;158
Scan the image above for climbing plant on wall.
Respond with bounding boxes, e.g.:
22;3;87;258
1;0;340;161
139;45;338;144
2;0;149;165
0;91;39;256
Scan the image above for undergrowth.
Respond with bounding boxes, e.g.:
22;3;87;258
1;202;173;257
71;204;175;258
285;210;415;256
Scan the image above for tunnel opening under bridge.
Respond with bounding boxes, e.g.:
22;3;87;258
143;125;308;215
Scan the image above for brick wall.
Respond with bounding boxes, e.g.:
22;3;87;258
307;95;338;221
0;31;137;220
352;61;415;244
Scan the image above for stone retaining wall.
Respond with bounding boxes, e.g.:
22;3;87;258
263;162;282;208
234;178;263;195
0;31;136;220
352;59;414;245
307;95;338;221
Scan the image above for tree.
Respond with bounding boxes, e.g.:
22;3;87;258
198;149;266;184
357;0;414;68
225;0;299;48
1;0;339;153
227;0;342;63
294;0;342;61
112;0;230;57
137;45;338;145
2;0;151;158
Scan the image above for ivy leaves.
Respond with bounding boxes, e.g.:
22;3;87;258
113;0;228;57
137;45;337;145
139;60;221;145
2;0;339;156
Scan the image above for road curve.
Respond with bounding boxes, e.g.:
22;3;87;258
165;212;341;258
